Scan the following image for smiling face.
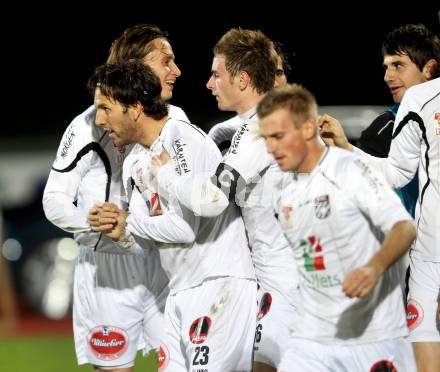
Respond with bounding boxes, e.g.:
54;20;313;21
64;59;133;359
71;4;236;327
383;53;428;103
94;88;139;147
143;38;181;101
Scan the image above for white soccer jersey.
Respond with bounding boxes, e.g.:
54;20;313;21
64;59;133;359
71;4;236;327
208;114;242;154
124;117;256;294
43;104;189;253
220;110;298;295
157;113;274;217
276;147;411;344
381;78;439;262
42;103;188;366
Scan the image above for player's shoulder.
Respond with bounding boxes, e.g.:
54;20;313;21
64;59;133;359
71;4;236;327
164;116;208;142
169;104;190;123
209;115;242;134
326;146;362;173
403;78;440;109
69;105;96;129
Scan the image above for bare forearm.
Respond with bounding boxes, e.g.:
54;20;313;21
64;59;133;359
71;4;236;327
368;220;415;275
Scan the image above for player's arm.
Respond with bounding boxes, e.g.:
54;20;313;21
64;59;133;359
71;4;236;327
154;119;272;217
343;220;415;298
88;198;196;245
341;157;415;298
42;120;94;233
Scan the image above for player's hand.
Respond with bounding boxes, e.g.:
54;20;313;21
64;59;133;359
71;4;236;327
88;202;119;233
104;209;129;241
342;265;380;298
318;114;352;151
151;150;171;178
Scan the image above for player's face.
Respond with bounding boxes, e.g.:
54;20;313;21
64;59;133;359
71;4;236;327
260;108;308;172
94;88;139;147
383;54;428;103
143;38;181;101
206;55;242;113
274;55;287;88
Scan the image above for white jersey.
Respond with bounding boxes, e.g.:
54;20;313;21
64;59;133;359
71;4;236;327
276;147;411;344
222;110;298;297
124;117;255;294
353;79;439;261
160;110;297;296
208;114;242;154
42;104;188;254
42;104;188;366
157;114;274;217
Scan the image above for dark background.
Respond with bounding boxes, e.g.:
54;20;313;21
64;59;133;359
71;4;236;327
5;4;440;140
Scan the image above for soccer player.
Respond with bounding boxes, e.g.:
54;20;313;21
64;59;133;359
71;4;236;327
208;40;292;154
320;77;440;372
259;83;417;371
42;24;187;371
87;61;257;372
153;28;298;372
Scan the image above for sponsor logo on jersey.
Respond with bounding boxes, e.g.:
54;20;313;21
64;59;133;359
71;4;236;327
257;292;272;320
173;139;190;174
228;123;248;155
406;299;424;331
314;195;330;219
299;236;325;271
158;344;169;371
304;273;342;289
189;316;212;344
60;128;75;158
281;205;293;229
370;359;397;372
435;112;440;136
87;325;128;360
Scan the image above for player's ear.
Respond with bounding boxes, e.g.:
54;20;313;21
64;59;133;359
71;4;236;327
131;101;144;121
302;118;318;140
238;70;250;91
422;58;437;80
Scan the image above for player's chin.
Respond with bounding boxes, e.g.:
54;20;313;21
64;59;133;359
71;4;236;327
112;137;125;147
276;158;288;171
161;90;173;101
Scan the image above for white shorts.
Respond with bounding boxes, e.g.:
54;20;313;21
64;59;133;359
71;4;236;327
158;277;257;372
406;255;440;342
253;286;296;367
278;337;416;372
73;245;169;368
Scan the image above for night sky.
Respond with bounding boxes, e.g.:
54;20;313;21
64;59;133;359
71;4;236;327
6;4;439;142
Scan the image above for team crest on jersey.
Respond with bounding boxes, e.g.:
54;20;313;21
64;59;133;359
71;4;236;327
87;325;128;360
435;113;440;136
370;359;397;372
257;292;272;320
314;195;330;219
406;299;424;331
157;344;170;371
189;316;212;344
